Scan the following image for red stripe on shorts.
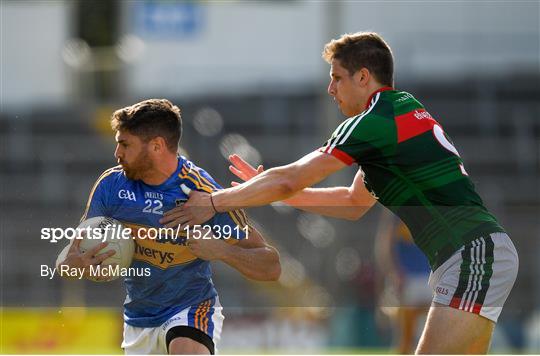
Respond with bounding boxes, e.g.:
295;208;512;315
450;296;462;309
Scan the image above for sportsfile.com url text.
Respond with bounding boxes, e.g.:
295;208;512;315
41;225;249;243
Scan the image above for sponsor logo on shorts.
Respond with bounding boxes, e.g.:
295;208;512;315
436;287;449;295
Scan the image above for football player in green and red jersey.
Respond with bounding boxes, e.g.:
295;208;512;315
161;32;518;354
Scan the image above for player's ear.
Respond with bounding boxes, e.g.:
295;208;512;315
150;137;166;152
353;68;370;87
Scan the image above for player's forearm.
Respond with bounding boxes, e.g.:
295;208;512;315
283;187;376;220
213;151;346;212
213;166;307;211
219;243;281;281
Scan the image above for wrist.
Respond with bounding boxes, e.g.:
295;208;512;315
209;193;220;213
210;190;226;213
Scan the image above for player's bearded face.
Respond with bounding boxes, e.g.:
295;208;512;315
115;131;154;180
122;146;153;180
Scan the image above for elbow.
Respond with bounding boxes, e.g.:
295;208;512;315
344;208;368;221
270;167;302;198
344;189;375;221
269;248;282;281
341;202;365;221
253;251;282;281
343;214;360;221
267;261;281;281
279;182;297;198
276;179;297;199
338;200;365;221
260;253;282;282
247;265;280;282
257;265;280;282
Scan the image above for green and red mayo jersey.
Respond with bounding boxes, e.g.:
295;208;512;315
320;87;505;270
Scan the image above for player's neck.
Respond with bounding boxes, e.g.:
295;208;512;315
363;83;393;110
140;155;178;186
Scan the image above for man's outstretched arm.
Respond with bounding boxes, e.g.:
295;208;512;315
229;154;377;220
161;150;347;227
280;171;376;220
216;150;346;207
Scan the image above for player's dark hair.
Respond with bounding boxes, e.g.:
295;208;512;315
111;99;182;153
322;32;394;87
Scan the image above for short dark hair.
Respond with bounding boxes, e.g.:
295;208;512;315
111;99;182;152
322;32;394;87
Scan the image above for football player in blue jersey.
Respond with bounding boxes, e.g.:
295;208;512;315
57;99;281;355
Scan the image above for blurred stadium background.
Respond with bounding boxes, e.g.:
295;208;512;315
1;0;539;354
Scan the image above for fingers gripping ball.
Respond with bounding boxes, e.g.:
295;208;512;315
78;216;134;280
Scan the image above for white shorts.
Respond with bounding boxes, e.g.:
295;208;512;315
122;297;224;354
429;232;518;322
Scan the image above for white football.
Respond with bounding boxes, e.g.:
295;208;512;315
57;216;134;281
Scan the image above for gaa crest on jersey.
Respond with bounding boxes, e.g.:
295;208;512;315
119;189;137;201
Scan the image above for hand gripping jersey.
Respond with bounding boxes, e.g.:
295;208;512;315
81;156;248;327
320;87;505;270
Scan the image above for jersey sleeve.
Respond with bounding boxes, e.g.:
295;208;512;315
319;113;395;166
80;168;117;221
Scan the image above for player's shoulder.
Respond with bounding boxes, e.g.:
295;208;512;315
93;165;125;187
358;89;426;129
343;91;399;133
382;90;425;115
177;156;222;193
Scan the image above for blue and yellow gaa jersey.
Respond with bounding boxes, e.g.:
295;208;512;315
81;156;248;327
